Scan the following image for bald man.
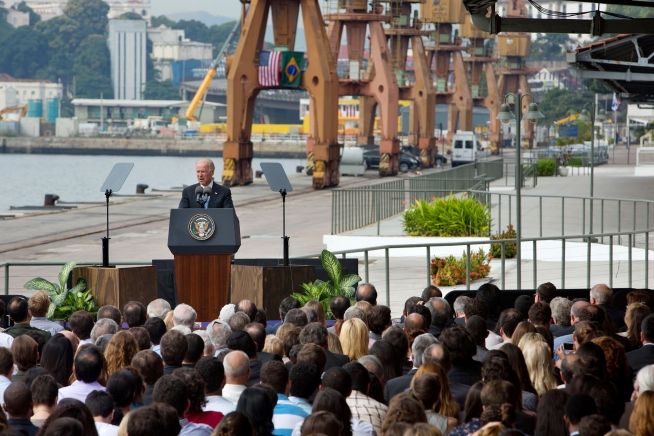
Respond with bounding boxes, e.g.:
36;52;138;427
179;159;234;209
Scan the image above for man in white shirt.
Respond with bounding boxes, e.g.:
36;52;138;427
58;345;106;403
196;356;235;415
86;390;119;436
221;350;250;404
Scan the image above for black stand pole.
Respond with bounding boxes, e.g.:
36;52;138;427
280;189;290;266
102;189;112;267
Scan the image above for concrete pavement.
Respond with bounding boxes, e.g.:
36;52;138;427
2;147;653;317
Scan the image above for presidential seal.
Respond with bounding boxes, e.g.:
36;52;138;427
188;213;216;241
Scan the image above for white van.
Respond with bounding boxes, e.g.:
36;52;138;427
451;131;486;167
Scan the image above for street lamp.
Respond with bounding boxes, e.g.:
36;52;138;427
497;92;543;289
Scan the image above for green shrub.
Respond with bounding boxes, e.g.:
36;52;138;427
565;156;583;167
291;250;360;319
490;224;517;259
536;158;556;176
430;249;491;286
403;195;490;237
23;261;97;320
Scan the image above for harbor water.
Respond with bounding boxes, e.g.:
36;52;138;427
0;154;306;213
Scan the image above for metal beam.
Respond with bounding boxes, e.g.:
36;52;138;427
470;13;654;35
575;70;654;82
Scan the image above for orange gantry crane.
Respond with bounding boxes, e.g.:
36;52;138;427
460;14;501;152
422;0;473;151
382;0;436;168
224;0;340;188
324;0;401;176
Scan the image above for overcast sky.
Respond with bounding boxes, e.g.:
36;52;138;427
151;1;242;18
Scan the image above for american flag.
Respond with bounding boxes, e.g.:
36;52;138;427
258;50;281;87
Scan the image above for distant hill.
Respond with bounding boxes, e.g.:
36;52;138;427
160;10;306;51
163;11;235;26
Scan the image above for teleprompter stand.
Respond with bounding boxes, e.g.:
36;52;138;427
260;162;293;266
99;163;133;267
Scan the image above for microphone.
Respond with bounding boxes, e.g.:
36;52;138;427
195;186;204;206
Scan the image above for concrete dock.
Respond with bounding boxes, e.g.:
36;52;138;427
1;146;652;318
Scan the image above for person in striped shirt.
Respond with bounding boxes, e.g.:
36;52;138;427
260;361;308;436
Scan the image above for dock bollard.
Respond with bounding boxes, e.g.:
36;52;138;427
296;166;304;173
255;171;263;179
44;194;59;207
136;184;149;194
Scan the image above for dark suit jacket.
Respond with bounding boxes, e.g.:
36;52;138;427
384;368;417;403
324;350;349;370
448;360;482;387
627;344;654;373
550;324;574;338
179;182;234;209
258;351;282;365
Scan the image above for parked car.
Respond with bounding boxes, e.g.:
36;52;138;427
400;145;448;166
362;147;420;173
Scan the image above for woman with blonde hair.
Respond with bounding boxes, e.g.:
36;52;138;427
411;363;459;419
629;390;654;436
104;331;139;377
339;318;369;360
517;332;557;396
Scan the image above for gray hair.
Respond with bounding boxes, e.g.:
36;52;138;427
206;319;232;348
550;297;573;326
173;303;197;328
637;364;654;393
219;304;236;322
193;330;214;356
453;296;472;316
590;283;612;305
223;350;250;378
171;325;192;335
90;318;119;343
357;354;383;381
344;307;365;321
412;333;439;367
147;298;171;319
299;323;328;347
197;158;215;171
228;312;250;332
427;297;452;326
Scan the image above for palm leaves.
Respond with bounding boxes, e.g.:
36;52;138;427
23;261;97;320
291;250;361;318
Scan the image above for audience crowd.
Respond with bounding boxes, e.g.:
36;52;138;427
0;282;651;435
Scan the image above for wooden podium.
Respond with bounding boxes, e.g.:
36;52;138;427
73;266;157;309
168;208;240;322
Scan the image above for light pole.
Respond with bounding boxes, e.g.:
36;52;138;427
498;92;543;290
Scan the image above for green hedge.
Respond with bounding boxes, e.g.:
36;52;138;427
536;158;556;176
403;195;490;237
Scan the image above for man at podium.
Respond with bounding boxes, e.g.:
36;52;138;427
179;159;234;209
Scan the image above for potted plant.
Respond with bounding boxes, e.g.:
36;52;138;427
291;250;361;318
24;261;97;320
490;225;517;259
431;249;491;286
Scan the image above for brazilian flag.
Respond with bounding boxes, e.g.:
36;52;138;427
281;51;303;88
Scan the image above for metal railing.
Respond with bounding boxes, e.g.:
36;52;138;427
323;231;651;305
481;190;654;247
331;159;504;234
